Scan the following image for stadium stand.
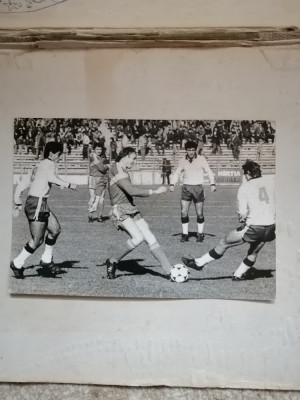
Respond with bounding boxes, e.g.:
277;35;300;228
13;141;275;181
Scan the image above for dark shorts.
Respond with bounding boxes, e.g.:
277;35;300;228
25;195;50;222
239;224;276;243
89;176;107;197
181;184;205;203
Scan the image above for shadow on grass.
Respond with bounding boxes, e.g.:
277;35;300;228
21;260;83;279
88;216;110;223
172;231;216;238
97;258;168;280
189;268;275;282
117;260;168;279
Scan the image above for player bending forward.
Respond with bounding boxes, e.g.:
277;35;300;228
182;160;275;280
170;141;216;243
11;142;78;279
106;146;172;279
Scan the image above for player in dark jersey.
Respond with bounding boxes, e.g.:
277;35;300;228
11;142;78;279
106;147;172;279
88;144;109;222
182;160;275;280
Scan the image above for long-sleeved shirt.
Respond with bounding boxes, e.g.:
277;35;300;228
237;175;275;226
14;158;69;204
170;155;215;186
108;163;150;206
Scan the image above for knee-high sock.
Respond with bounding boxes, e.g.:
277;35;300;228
41;236;59;263
113;239;136;263
150;242;172;274
197;217;205;234
233;257;255;278
195;248;222;267
13;243;35;268
181;216;189;235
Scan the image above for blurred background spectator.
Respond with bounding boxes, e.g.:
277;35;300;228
13;118;276;164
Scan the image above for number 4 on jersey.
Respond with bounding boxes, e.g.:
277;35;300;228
259;186;269;204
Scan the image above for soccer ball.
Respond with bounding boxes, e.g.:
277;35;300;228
170;264;189;283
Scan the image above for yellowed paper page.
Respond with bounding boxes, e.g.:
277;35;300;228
0;46;299;388
0;0;300;28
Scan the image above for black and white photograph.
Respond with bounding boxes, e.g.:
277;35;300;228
9;117;276;300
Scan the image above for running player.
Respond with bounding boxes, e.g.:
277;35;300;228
182;160;275;280
106;146;172;279
11;142;78;279
170;141;216;243
88;144;109;222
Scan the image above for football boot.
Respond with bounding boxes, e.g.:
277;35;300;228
181;257;204;271
106;258;118;279
10;261;25;279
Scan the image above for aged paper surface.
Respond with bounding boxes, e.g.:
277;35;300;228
0;0;299;28
0;46;299;387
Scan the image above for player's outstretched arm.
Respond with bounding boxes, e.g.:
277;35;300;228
152;186;168;195
117;178;153;197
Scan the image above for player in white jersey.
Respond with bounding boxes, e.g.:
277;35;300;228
182;160;275;280
170;141;216;243
11;142;78;279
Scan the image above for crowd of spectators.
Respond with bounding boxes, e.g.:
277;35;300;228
14;118;276;162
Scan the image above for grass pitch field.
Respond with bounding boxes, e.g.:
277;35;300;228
9;185;275;300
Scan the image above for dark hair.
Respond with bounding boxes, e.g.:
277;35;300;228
44;142;63;159
185;141;197;150
116;146;136;162
242;160;262;178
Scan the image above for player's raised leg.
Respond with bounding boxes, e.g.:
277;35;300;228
182;226;245;270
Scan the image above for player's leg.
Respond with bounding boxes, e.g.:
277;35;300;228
88;186;96;222
13;220;47;266
195;201;205;242
182;226;245;270
11;219;47;278
41;210;61;265
106;216;144;279
180;198;192;242
96;186;106;222
232;225;275;280
233;241;265;280
136;218;171;274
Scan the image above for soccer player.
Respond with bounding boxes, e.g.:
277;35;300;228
182;160;275;280
88;144;109;222
106;146;172;279
10;142;78;279
170;141;216;243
